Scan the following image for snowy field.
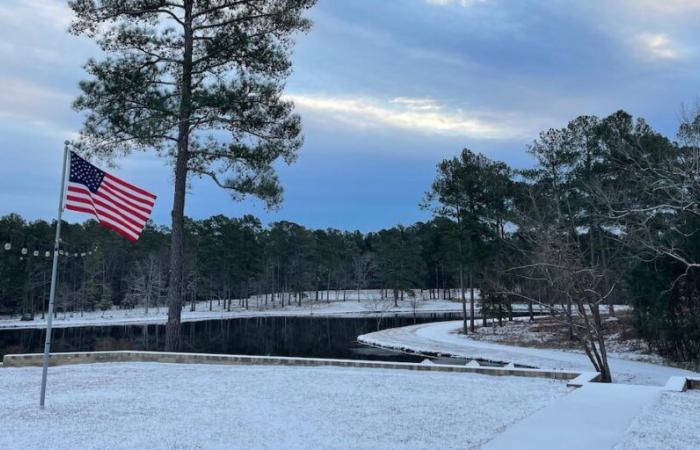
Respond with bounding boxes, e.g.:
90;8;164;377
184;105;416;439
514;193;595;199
359;321;699;385
615;390;700;450
0;290;469;330
0;362;569;450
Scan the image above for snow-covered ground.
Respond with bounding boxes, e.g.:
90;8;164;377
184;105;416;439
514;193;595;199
614;390;700;450
0;362;569;449
0;292;466;330
358;321;699;385
469;315;667;365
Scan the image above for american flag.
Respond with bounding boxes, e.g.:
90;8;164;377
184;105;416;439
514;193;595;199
65;152;156;242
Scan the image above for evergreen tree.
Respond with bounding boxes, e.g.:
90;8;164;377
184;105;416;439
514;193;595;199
423;149;511;333
69;0;316;350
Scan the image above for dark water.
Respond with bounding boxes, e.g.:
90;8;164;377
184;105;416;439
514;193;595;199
0;313;463;363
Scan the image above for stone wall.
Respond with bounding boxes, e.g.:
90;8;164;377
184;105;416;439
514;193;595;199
2;351;581;381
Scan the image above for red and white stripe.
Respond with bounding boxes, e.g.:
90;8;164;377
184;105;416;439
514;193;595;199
65;173;156;242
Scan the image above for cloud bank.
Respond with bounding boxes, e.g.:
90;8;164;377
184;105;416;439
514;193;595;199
287;94;537;140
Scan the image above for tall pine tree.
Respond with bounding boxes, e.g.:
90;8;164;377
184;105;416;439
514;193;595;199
69;0;316;349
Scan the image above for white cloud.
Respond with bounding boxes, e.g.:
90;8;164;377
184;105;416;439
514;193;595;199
390;97;441;111
624;0;700;15
634;33;684;61
287;94;537;140
0;0;90;67
0;0;73;30
0;77;71;116
0;77;75;139
588;1;697;65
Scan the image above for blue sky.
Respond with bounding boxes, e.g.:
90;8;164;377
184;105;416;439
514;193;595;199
0;0;699;232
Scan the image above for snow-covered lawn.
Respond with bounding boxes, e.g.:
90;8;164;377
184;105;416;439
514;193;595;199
615;391;700;450
0;362;569;450
0;295;465;330
359;321;699;385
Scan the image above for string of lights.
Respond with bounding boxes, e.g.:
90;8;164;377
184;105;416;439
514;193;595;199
2;241;98;259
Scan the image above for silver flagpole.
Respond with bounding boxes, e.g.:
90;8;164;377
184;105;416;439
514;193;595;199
39;143;70;409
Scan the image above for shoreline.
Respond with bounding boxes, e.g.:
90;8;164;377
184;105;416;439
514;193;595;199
0;300;466;331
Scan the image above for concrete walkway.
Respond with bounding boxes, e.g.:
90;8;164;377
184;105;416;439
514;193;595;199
358;320;699;385
484;383;662;450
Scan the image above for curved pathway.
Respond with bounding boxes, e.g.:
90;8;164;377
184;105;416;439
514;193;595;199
358;320;698;385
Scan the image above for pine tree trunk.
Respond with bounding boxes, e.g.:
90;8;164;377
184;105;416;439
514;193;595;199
469;271;475;333
165;1;194;352
567;298;574;340
435;263;439;300
460;263;467;334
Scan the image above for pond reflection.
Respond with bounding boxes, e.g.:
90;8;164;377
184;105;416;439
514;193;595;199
0;313;462;363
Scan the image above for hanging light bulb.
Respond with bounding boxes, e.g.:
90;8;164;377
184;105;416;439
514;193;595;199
21;248;27;255
4;243;10;251
33;250;39;257
59;250;64;255
45;251;51;257
81;253;86;257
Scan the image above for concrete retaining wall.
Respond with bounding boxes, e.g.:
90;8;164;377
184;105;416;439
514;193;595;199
2;351;582;381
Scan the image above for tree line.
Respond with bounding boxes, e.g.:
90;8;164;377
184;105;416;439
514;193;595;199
0;213;466;319
422;109;700;380
3;108;700;380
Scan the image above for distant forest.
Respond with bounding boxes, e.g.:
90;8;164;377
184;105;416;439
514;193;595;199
2;110;700;373
0;212;460;317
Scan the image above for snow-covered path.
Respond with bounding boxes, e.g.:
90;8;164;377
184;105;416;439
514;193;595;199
484;383;662;450
358;321;699;385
